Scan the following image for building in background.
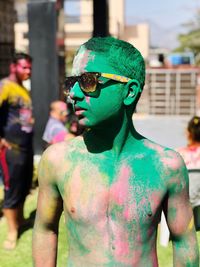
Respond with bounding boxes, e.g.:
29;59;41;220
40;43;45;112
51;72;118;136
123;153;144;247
123;23;149;60
2;0;199;118
0;0;15;79
14;0;150;70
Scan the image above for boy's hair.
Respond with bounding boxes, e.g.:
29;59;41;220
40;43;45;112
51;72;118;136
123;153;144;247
82;37;145;90
188;116;200;142
12;52;32;64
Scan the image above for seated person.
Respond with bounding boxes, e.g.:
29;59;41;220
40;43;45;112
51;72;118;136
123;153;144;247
42;101;74;147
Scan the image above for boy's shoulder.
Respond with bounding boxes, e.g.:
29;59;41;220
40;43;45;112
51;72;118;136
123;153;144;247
42;136;85;161
141;138;185;170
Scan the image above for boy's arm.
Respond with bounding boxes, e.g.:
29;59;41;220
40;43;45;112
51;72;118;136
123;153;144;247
32;148;63;267
164;151;199;266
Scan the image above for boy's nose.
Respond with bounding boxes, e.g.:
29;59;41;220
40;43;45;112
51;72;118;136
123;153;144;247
70;82;85;100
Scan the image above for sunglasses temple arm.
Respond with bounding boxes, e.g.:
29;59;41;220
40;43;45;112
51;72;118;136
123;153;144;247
101;73;131;83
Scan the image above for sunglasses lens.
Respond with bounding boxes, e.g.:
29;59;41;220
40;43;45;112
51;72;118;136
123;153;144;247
65;73;99;94
65;77;77;92
80;73;98;93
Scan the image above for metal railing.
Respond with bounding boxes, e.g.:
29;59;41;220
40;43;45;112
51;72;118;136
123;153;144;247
137;69;199;115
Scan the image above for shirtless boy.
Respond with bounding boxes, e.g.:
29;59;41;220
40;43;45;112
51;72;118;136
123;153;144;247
33;37;199;266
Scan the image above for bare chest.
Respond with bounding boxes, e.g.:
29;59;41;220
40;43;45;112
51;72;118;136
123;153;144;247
60;162;165;226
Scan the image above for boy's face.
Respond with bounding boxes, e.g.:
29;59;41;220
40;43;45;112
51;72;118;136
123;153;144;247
70;47;126;128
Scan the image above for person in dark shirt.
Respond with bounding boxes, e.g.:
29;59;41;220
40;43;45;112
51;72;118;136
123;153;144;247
0;52;33;250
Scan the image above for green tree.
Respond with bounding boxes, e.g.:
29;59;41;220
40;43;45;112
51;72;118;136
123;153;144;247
175;10;200;65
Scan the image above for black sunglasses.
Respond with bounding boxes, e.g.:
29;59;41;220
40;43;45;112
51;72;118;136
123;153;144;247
64;72;131;94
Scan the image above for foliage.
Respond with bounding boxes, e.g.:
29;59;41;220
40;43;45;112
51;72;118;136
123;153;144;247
175;10;200;65
0;187;67;267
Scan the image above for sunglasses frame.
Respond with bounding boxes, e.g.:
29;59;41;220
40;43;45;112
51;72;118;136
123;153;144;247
100;73;131;83
65;72;131;94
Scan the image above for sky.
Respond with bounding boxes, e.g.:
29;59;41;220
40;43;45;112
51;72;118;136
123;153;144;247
125;0;200;49
64;0;200;50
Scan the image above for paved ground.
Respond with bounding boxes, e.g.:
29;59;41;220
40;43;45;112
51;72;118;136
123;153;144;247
133;114;191;149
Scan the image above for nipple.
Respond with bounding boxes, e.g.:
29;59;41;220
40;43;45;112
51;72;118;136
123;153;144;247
70;207;76;213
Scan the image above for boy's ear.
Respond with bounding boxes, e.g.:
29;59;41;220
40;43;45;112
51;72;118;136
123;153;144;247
123;79;141;106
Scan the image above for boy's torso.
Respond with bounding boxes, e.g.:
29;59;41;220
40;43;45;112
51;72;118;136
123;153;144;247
52;138;174;266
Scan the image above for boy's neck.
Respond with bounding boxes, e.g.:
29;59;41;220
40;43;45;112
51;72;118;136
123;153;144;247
84;117;141;156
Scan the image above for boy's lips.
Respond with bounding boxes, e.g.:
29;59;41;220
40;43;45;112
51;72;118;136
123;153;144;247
74;106;86;116
75;110;85;116
74;105;86;111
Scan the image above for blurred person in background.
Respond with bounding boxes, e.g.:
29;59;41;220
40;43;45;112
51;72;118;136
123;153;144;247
178;116;200;169
42;100;74;148
178;116;200;230
0;52;33;250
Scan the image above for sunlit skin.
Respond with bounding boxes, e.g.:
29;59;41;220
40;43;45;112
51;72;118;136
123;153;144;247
33;41;199;266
